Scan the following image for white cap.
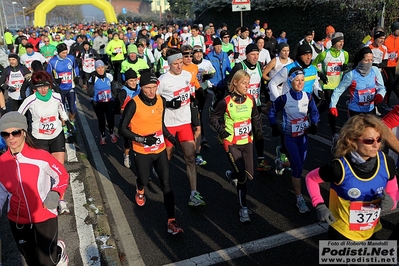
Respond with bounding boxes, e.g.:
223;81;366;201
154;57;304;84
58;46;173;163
183;26;188;31
198;24;203;28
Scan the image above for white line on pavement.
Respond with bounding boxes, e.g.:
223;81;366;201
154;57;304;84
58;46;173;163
76;100;145;265
70;172;100;266
164;223;328;266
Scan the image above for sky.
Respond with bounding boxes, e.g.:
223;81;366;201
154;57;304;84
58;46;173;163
81;5;105;21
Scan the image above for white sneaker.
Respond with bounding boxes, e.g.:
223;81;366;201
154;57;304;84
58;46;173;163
58;201;70;215
123;154;131;168
57;240;69;265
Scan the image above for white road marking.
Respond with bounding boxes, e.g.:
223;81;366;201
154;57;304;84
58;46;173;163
164;223;329;266
70;172;100;266
76;100;145;266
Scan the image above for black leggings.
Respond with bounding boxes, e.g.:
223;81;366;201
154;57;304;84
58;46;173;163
384;67;399;103
10;217;60;266
317;89;337;135
195;88;208;136
133;150;175;219
254;108;264;161
10;98;23;111
111;60;123;83
225;143;254;207
82;71;92;88
93;101;115;136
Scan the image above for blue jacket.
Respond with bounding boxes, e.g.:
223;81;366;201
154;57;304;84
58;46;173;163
46;55;80;91
205;50;231;88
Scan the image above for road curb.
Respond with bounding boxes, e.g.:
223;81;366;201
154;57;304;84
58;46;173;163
74;110;123;266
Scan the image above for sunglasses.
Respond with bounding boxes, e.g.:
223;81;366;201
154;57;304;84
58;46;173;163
183;54;192;58
223;36;230;38
358;137;382;145
1;129;23;139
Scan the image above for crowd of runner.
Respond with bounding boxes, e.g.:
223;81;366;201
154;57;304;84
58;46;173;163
0;17;399;265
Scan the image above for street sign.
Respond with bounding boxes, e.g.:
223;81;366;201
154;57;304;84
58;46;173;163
232;4;251;12
121;8;127;14
232;0;250;12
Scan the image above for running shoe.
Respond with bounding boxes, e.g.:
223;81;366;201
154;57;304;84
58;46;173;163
123;154;131;168
135;189;146;206
110;134;118;143
225;170;238;188
57;240;69;266
296;198;310;213
331;133;339;154
239;207;251;223
167;219;184;235
195;155;207;166
188;192;205;207
257;159;272;171
100;137;106;146
276;146;290;166
58;200;70;215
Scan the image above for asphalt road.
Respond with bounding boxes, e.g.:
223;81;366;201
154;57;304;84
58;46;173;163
1;86;398;266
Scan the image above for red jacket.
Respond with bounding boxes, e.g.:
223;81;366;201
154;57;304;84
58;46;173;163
28;36;41;52
0;144;69;224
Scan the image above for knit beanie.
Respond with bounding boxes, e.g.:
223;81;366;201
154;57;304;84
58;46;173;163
213;38;222;46
325;25;335;35
331;32;344;46
127;44;138;54
124;69;137;80
0;111;28;132
8;53;20;61
56;43;68;54
374;30;386;39
139;70;157;86
95;60;105;68
391;22;399;32
245;43;259;54
296;43;312;57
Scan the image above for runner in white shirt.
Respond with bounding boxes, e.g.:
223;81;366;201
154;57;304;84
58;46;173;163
187;25;206;53
20;43;46;72
231;26;252;63
180;26;192;46
157;49;205;207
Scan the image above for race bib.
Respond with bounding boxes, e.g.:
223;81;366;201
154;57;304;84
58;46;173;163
248;83;260;102
59;72;72;84
173;86;191;106
358;88;376;106
388;52;398;60
291;116;309;137
349;201;381;231
326;62;342;76
143;130;165;152
84;58;95;68
113;47;122;54
98;90;112;102
39;115;57;135
233;118;252;141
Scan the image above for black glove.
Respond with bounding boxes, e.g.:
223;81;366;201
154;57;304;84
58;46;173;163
271;124;281;137
112;52;118;56
227;50;234;56
100;44;105;49
65;120;76;134
317;72;328;84
341;64;349;72
135;133;158;146
317;90;325;100
202;73;214;80
55;78;62;85
165;97;182;109
190;95;198;107
233;52;239;59
7;86;17;92
218;129;231;139
308;123;317;135
74;76;80;85
43;191;60;209
166;135;177;147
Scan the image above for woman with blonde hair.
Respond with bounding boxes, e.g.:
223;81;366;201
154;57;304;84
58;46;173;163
306;114;398;240
210;70;262;223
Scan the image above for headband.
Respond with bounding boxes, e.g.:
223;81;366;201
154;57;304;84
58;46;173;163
167;53;183;64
